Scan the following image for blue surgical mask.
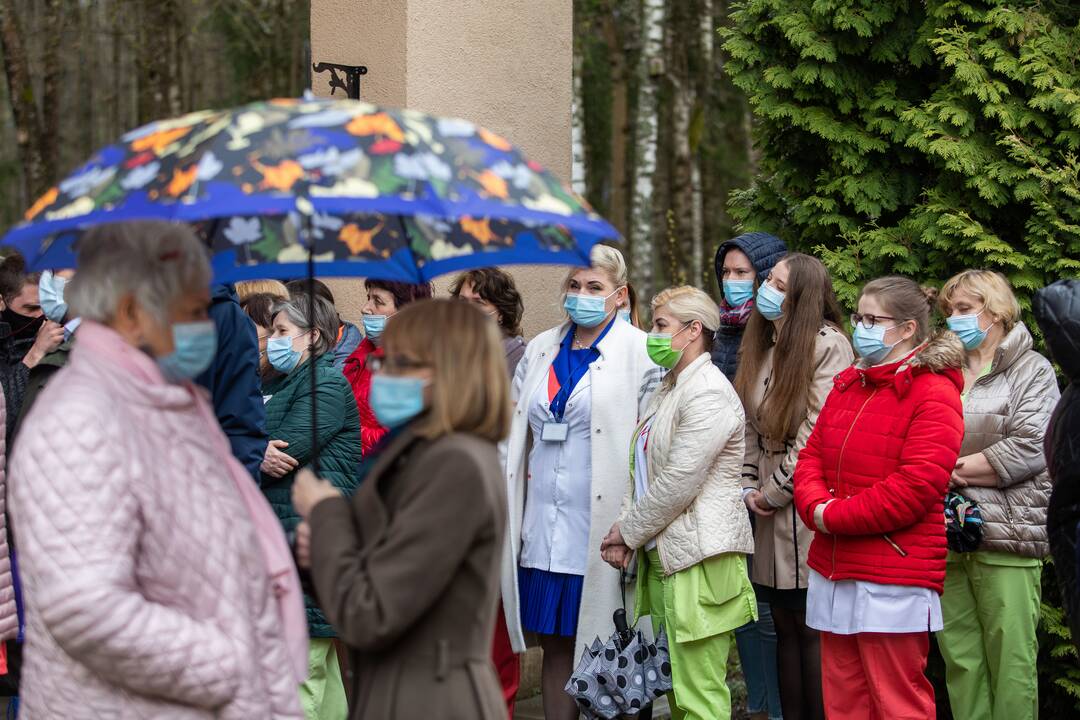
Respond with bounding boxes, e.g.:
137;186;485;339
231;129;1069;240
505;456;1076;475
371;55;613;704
38;271;69;324
723;279;755;308
852;322;899;365
564;289;619;328
756;282;785;321
617;308;632;324
947;309;989;350
267;334;304;373
362;314;387;341
157;321;217;383
370;374;427;428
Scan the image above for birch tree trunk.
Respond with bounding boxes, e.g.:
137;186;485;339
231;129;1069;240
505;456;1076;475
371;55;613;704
692;0;713;286
630;0;665;298
571;12;587;197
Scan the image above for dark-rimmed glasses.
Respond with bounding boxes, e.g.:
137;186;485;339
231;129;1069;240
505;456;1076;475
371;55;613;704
850;312;896;330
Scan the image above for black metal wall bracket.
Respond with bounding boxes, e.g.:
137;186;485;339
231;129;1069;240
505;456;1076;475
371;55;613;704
311;63;368;100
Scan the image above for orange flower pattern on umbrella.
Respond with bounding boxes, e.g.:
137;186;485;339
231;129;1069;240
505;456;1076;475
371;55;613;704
340;221;383;256
477;127;513;151
131;126;192;155
346;112;405;143
460;216;498;245
24;187;59;221
166;165;199;198
476;170;508;199
5;99;611;274
256;160;305;192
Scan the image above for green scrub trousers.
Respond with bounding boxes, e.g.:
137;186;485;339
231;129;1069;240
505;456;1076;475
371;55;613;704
300;638;349;720
639;549;757;720
938;550;1042;720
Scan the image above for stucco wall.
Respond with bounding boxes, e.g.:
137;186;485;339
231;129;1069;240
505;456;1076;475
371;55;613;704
310;0;574;338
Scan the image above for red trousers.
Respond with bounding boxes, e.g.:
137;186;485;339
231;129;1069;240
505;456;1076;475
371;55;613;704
820;631;935;720
492;605;520;718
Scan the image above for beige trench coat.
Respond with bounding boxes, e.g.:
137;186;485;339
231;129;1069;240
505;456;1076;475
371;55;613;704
742;325;853;590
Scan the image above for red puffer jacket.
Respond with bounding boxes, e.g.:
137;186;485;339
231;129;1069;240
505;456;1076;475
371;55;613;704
343;337;387;456
794;332;965;594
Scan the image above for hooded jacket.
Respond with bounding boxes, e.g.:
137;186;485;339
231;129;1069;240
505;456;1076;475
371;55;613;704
794;332;966;594
710;232;788;380
195;284;268;481
955;322;1058;557
1034;279;1080;649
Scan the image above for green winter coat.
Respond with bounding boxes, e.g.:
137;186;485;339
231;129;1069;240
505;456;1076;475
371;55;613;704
261;353;362;637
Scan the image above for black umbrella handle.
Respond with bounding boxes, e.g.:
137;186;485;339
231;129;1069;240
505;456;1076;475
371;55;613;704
306;212;322;475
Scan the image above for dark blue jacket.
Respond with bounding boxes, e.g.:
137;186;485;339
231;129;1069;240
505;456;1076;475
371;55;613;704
710;231;788;380
196;284;268;481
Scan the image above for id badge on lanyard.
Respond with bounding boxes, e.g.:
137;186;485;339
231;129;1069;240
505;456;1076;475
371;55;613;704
542;364;570;443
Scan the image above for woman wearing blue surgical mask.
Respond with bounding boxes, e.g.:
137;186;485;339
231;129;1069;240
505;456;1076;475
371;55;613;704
502;244;664;720
735;254;852;720
711;234;789;720
936;270;1058;720
712;233;788;382
7;221;307;718
261;294;362;720
290;298;510;720
794;276;965;718
343;279;433;457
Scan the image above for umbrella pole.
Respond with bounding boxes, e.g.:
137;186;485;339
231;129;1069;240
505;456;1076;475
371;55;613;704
306;212;321;475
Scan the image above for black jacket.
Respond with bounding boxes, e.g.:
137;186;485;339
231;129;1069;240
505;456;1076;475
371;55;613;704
1033;279;1080;649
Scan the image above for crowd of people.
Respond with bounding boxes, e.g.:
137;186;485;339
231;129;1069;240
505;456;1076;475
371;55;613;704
0;219;1072;720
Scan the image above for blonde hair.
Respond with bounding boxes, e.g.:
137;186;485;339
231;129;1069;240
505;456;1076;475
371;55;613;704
651;285;721;332
563;243;629;293
235;279;289;301
382;298;510;442
939;269;1021;332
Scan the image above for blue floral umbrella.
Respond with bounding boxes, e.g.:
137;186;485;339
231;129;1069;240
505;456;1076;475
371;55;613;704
1;96;619;280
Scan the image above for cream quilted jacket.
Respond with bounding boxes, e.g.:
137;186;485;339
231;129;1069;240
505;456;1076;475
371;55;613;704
8;323;302;718
619;353;755;575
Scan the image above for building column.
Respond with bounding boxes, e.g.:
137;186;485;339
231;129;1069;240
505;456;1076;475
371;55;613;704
310;0;574;338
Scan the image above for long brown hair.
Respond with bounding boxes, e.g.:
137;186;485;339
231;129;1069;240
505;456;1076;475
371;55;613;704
735;253;844;440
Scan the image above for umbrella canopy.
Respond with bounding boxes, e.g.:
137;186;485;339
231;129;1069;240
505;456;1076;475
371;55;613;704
2;97;619;280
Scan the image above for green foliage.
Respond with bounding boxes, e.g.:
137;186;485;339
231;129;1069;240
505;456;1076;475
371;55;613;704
721;0;1080;314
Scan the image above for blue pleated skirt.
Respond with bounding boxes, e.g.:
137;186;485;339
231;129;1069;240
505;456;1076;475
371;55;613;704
518;566;584;637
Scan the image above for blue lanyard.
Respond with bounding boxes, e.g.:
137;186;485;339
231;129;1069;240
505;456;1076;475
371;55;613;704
550;318;615;422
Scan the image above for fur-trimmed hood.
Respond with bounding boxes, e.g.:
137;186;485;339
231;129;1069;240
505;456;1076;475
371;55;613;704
836;330;965;398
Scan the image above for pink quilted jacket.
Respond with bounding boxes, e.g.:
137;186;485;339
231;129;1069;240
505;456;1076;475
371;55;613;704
8;322;303;718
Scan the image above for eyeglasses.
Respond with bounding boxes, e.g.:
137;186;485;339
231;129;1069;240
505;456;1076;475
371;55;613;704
850;312;897;330
367;356;429;374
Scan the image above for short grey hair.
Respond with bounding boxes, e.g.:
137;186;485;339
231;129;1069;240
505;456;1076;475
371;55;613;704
67;221;211;325
271;294;338;358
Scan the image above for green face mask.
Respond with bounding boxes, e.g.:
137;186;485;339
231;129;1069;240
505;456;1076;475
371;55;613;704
646;323;690;369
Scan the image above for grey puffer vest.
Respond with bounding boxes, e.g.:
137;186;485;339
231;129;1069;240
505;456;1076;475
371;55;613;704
959;323;1060;558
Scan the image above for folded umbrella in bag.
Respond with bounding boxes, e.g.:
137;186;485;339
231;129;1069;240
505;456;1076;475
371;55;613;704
564;607;674;719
